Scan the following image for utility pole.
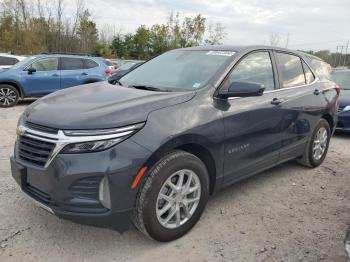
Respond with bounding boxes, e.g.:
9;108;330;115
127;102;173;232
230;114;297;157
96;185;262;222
342;40;349;67
285;32;290;48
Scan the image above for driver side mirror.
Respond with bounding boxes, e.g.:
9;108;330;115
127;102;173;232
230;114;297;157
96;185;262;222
27;67;36;75
218;82;265;98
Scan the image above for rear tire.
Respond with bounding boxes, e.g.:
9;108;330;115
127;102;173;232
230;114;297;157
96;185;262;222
297;119;331;168
0;84;19;108
133;150;209;241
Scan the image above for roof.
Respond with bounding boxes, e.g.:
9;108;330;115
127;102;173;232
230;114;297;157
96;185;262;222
176;45;316;58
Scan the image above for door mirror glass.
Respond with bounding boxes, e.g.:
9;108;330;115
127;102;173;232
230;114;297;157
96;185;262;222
27;67;36;74
220;82;265;98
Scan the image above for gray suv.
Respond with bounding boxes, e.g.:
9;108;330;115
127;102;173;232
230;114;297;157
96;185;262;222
11;45;338;241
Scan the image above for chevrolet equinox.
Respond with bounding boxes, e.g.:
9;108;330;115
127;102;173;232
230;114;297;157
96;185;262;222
11;46;339;241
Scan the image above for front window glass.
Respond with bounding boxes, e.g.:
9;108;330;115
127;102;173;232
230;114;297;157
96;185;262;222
276;52;305;88
31;58;59;71
120;50;235;91
225;51;275;91
12;56;34;69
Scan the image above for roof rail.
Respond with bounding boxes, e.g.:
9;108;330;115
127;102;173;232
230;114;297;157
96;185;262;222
40;52;95;57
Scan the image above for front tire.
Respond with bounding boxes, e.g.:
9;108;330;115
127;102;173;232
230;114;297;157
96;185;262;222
133;150;209;241
0;84;19;108
297;119;331;167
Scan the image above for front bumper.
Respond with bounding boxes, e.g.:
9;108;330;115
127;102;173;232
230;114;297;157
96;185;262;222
11;138;151;232
336;111;350;133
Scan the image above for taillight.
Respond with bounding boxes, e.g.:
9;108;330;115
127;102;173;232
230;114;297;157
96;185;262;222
335;85;341;96
105;69;113;75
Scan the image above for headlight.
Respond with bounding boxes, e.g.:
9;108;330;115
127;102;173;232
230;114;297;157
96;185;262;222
61;138;124;153
343;105;350;112
61;123;144;154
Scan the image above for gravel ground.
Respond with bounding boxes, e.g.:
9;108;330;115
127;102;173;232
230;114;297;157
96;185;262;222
1;100;350;262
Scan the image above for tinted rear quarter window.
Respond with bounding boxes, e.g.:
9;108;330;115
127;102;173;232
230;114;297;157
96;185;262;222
275;52;305;88
61;57;85;70
84;59;99;69
307;57;331;80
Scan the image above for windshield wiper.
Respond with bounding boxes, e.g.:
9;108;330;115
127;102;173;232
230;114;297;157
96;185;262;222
130;85;171;92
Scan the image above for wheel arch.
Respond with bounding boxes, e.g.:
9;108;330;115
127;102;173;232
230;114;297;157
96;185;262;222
0;81;24;98
140;135;218;195
321;113;334;132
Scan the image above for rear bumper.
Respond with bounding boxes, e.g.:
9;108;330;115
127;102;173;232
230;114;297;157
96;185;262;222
10;138;152;232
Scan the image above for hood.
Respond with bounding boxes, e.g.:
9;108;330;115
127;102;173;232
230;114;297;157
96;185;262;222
24;81;195;130
339;89;350;108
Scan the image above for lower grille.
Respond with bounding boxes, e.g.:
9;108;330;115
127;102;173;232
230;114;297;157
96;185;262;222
25;184;52;205
18;136;55;167
69;176;102;199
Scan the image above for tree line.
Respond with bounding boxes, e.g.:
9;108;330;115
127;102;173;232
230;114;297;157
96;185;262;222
301;49;350;68
0;0;226;59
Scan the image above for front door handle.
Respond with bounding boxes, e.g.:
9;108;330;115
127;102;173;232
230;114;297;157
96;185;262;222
81;72;88;76
271;98;284;105
52;73;59;77
314;89;320;95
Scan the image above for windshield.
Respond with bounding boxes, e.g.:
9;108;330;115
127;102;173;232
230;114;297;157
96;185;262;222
11;56;35;69
331;70;350;89
119;50;235;91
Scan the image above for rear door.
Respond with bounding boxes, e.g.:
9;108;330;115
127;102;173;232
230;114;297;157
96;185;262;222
21;57;60;95
59;57;88;89
272;51;329;160
221;50;285;184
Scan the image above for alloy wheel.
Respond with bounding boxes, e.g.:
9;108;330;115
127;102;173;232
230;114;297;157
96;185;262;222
312;127;328;160
0;87;17;106
156;169;201;229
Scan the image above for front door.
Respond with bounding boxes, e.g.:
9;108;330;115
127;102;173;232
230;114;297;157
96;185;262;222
219;51;284;184
21;57;60;96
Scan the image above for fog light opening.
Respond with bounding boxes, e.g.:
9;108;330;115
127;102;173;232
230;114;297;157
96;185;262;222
99;176;111;209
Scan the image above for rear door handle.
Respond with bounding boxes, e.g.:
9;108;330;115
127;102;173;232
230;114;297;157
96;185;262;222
52;73;59;77
271;98;284;105
81;72;88;76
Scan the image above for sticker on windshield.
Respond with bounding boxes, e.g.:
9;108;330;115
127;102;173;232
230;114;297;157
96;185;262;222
192;83;201;89
206;51;235;56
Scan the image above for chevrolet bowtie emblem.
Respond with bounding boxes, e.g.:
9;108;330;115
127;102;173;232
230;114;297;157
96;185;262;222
16;126;25;136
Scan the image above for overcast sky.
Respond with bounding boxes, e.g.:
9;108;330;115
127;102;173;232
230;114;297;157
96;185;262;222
83;0;350;52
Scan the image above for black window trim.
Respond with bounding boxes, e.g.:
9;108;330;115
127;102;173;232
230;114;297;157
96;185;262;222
216;49;278;98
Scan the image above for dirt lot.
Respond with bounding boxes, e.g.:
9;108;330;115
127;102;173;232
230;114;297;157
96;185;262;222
1;100;350;262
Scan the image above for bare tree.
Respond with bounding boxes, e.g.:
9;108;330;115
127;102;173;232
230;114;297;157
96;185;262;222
205;23;226;45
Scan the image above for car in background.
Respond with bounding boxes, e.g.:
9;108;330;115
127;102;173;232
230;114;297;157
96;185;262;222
108;60;144;84
0;53;113;107
331;69;350;133
0;53;26;70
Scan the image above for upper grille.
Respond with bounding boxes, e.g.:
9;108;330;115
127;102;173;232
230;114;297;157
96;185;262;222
25;121;58;134
18;136;55;167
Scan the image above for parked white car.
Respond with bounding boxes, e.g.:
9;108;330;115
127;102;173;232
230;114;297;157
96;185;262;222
0;53;26;69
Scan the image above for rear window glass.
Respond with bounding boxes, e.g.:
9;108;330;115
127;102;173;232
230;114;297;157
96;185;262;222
61;57;84;70
84;59;99;69
275;52;305;88
103;59;113;66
